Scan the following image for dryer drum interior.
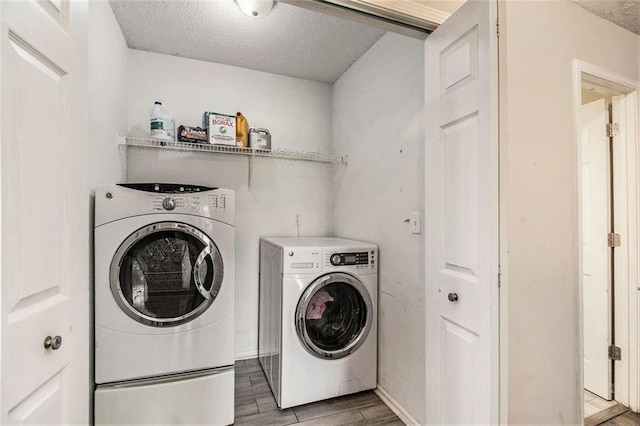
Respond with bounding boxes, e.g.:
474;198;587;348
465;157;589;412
110;222;224;327
296;273;373;359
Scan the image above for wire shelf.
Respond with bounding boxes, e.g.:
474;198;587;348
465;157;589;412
120;137;342;164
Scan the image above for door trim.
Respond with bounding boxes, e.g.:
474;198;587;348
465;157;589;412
573;59;640;413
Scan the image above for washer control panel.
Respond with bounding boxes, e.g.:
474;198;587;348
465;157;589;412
325;249;376;271
329;252;369;266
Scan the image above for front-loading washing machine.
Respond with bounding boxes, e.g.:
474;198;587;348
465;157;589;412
94;183;235;425
258;237;377;409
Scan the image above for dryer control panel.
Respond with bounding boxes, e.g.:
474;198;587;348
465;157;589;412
94;184;235;227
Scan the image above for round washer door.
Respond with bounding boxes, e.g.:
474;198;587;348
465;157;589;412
110;222;223;327
295;272;373;359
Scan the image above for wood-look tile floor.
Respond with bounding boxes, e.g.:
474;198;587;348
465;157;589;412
233;359;403;425
585;390;619;418
584;390;640;426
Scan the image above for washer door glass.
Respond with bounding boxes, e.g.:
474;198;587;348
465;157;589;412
296;273;373;359
110;222;223;327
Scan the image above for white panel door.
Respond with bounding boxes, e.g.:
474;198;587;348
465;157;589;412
1;0;89;423
424;0;499;424
581;99;612;400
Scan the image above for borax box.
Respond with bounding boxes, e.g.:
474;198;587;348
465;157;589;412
205;112;236;145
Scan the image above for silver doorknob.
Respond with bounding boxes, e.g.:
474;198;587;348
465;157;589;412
44;335;62;350
447;292;459;302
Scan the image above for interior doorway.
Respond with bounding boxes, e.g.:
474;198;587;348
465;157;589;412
576;63;640;424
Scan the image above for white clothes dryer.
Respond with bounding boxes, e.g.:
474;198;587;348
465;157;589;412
94;183;235;425
259;237;377;409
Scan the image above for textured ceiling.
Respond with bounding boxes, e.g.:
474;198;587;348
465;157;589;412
109;0;387;84
572;0;640;35
111;0;640;84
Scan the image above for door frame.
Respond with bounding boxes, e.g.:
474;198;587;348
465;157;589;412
573;59;640;414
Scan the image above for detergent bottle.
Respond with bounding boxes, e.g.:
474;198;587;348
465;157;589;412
236;112;249;147
150;101;175;141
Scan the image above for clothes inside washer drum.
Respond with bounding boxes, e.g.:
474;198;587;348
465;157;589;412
304;283;367;351
306;290;334;320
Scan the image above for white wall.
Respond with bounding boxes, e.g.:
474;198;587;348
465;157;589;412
501;2;639;423
332;32;425;423
126;50;334;358
127;50;333;154
88;0;128;189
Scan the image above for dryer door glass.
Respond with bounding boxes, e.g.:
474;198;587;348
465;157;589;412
296;273;373;359
111;222;224;327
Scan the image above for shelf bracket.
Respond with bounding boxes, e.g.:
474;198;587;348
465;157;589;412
248;150;254;188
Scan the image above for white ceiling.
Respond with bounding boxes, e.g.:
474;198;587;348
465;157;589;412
109;0;640;85
572;0;640;35
109;0;388;84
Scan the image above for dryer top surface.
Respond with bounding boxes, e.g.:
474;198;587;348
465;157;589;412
260;237;377;251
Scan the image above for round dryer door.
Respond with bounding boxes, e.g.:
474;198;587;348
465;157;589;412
110;222;223;327
295;272;373;359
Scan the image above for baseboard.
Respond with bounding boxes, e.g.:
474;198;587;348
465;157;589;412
235;350;258;361
374;385;420;426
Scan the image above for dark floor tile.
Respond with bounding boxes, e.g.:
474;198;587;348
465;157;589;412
233;359;401;426
370;419;405;426
293;391;381;422
236;362;264;376
235;359;247;368
235;374;252;390
256;395;279;413
295;408;366;426
244;358;261;368
235;401;259;418
359;402;400;425
233;408;297;426
249;372;267;386
601;411;640;426
235;382;274;405
588;404;630;426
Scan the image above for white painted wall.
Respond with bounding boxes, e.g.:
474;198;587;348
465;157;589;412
88;0;128;189
125;50;334;358
127;50;333;154
500;2;639;423
332;32;425;423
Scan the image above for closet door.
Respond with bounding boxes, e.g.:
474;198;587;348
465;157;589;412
424;0;499;424
1;0;89;423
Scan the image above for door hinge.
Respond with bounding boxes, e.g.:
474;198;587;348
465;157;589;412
498;266;501;288
608;345;622;361
608;233;621;247
607;122;619;138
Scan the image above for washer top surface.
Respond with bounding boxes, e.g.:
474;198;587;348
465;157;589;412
261;237;376;251
95;183;235;227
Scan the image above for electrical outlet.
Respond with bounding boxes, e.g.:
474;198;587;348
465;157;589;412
411;211;421;234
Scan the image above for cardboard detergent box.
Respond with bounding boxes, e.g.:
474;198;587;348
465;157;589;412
203;112;236;146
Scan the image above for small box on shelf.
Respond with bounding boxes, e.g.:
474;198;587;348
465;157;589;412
203;112;236;146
